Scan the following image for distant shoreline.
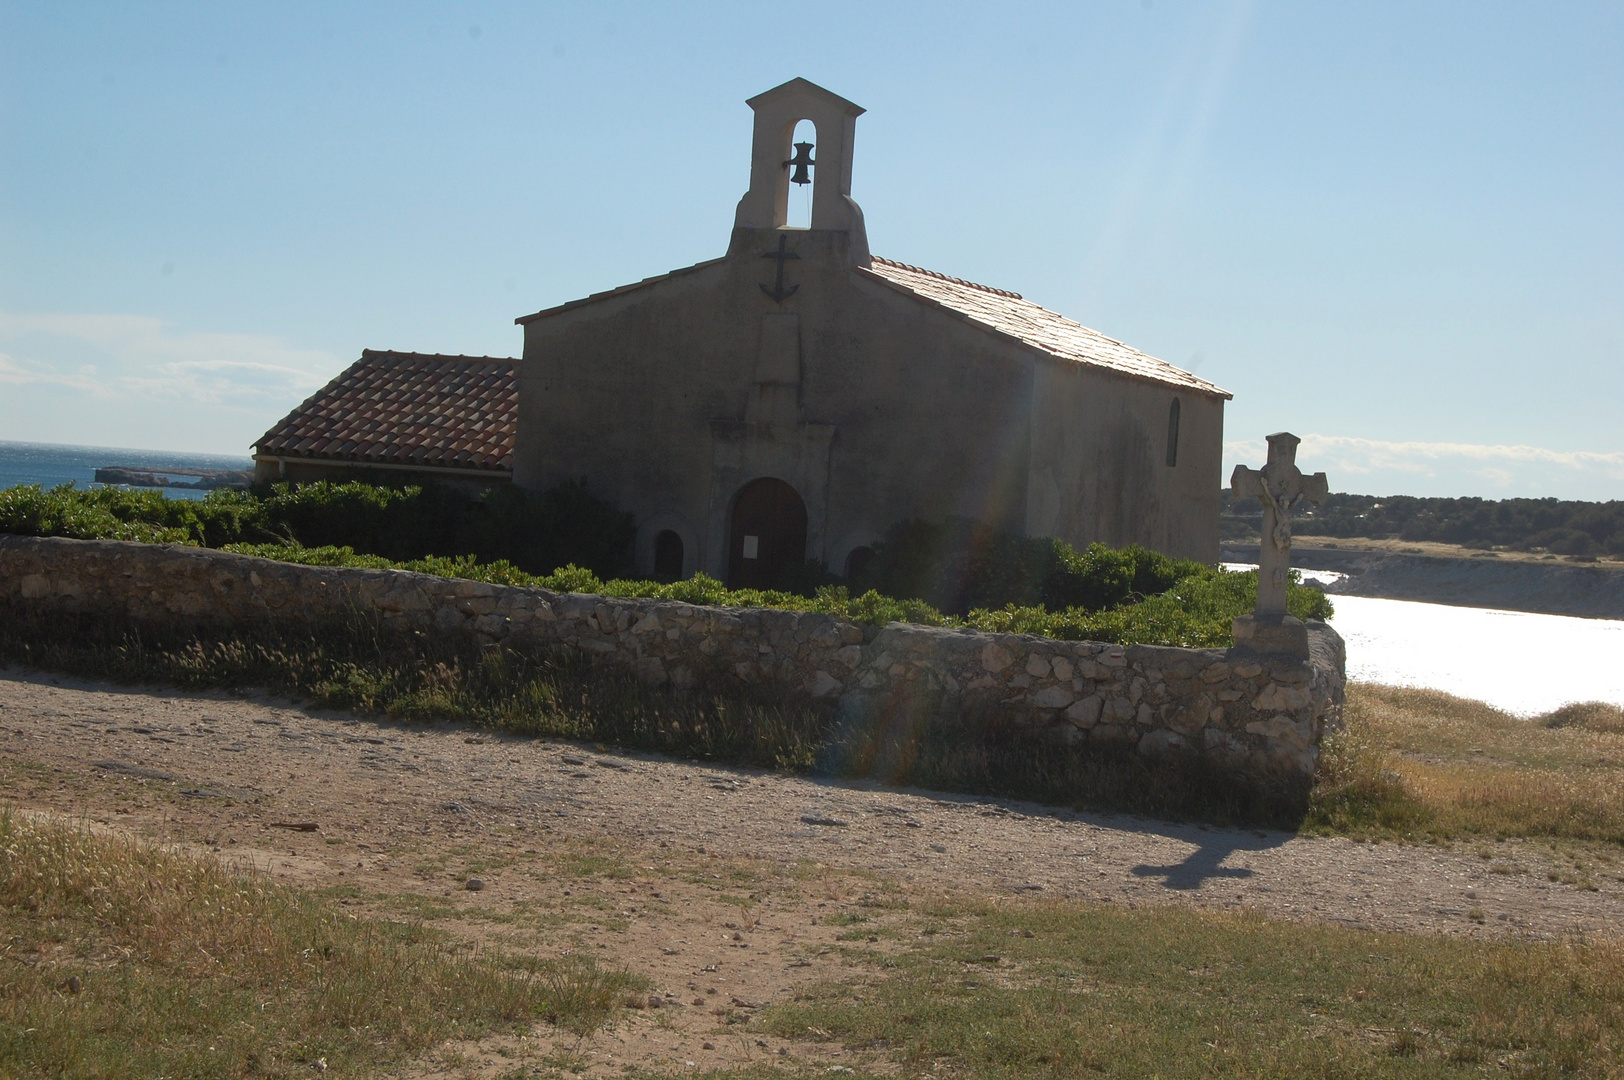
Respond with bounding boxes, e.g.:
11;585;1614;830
1223;542;1624;620
91;466;254;491
0;440;254;502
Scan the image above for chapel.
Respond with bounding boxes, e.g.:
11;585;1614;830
255;78;1230;586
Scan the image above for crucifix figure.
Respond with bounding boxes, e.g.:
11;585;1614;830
760;234;800;303
1229;432;1328;656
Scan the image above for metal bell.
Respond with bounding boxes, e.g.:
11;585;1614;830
783;141;815;186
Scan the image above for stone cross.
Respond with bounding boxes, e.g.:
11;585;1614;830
1230;433;1327;646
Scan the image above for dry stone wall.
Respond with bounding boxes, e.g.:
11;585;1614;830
0;536;1344;779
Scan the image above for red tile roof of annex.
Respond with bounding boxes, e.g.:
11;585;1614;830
254;350;517;474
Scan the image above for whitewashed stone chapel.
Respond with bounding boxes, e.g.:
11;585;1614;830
256;78;1231;586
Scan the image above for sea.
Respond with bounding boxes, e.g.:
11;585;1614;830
3;444;1620;715
0;440;254;502
1223;564;1624;715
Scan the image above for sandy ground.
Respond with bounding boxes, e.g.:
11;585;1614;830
4;668;1623;1076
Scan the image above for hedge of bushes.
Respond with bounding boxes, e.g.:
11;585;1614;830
0;480;1331;648
860;517;1215;615
0;479;636;577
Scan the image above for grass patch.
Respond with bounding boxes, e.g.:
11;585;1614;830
0;808;641;1078
1545;701;1624;736
1307;684;1624;844
759;898;1624;1077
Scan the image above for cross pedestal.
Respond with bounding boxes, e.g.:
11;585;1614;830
1230;432;1328;658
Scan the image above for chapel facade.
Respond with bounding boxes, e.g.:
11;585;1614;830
256;78;1230;586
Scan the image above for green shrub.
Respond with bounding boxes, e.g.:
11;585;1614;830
217;543;1330;648
0;483;263;546
870;517;1212;615
247;479;636;576
462;481;638;579
253;479;430;554
0;479;636;577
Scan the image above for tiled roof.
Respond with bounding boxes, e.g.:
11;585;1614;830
514;253;1227;397
255;350;518;473
863;256;1230;398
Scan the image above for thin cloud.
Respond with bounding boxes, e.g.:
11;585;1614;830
0;310;334;408
1224;433;1624;499
0;351;111;395
1227;434;1624;472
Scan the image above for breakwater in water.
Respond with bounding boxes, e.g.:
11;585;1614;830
0;535;1344;781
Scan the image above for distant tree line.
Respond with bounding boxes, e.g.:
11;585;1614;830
1221;491;1624;556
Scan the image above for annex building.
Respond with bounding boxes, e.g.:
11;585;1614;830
255;78;1230;587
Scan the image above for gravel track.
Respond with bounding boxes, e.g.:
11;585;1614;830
4;668;1620;941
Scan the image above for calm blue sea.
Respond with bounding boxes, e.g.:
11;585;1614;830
0;441;254;502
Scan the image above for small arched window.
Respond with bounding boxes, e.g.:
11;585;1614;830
1166;397;1181;467
844;545;878;589
653;530;684;581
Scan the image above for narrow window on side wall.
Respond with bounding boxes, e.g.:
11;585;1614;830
1166;398;1181;467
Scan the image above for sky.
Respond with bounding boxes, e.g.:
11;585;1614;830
1;1;1620;500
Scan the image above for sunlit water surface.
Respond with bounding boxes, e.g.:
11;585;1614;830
1221;563;1624;715
1326;595;1624;716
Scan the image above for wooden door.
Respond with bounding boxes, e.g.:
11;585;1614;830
728;478;808;590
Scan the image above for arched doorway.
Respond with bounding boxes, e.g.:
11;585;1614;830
728;477;808;590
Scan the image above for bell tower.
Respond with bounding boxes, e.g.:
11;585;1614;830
731;78;870;265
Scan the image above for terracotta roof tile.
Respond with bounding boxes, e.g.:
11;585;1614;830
255;350;518;474
863;256;1230;398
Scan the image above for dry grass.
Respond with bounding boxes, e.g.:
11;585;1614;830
1545;701;1624;736
1307;684;1624;843
757;897;1624;1079
0;808;640;1078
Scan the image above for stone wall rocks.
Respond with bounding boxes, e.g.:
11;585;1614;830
0;535;1344;779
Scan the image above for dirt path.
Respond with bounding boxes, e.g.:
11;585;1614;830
4;669;1623;1076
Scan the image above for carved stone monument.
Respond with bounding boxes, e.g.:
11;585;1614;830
1230;432;1328;658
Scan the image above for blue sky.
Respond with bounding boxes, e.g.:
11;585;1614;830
1;1;1620;499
